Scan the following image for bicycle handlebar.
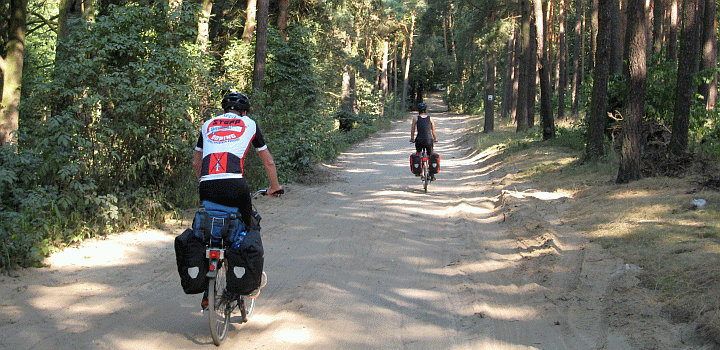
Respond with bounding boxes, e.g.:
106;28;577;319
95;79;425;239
252;188;284;198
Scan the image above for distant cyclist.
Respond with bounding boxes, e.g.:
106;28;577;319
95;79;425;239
410;102;438;179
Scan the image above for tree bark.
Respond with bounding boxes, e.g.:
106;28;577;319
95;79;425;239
585;0;613;162
277;0;288;40
0;0;27;146
242;0;257;44
381;39;389;98
699;0;717;109
653;0;667;55
251;0;268;95
533;0;555;140
53;0;88;116
667;0;678;62
617;0;646;183
557;0;568;120
516;0;531;132
609;0;624;76
591;0;599;71
501;28;517;122
669;0;704;154
527;16;538;127
341;34;353;112
571;0;585;115
197;0;213;52
402;14;415;112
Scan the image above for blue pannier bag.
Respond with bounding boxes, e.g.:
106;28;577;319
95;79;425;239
193;201;245;243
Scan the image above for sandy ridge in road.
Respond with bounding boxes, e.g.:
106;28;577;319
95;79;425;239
0;94;690;349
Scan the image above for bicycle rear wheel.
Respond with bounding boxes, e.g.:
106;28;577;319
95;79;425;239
208;262;230;345
423;162;429;193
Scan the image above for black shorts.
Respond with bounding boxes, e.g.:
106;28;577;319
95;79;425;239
415;139;434;155
199;178;252;227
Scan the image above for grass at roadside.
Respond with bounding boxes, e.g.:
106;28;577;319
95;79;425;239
470;122;720;344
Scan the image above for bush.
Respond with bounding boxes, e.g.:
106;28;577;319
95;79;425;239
0;3;206;269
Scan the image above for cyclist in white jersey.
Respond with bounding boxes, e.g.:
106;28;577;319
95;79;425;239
193;92;281;304
194;92;283;225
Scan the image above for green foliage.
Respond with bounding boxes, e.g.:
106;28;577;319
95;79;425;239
445;81;485;114
694;109;720;159
2;0;415;269
549;124;588;151
645;58;677;125
2;3;207;269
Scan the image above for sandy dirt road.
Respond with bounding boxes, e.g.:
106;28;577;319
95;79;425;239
1;95;651;349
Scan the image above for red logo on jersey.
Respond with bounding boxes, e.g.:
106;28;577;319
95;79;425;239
208;152;228;174
206;118;246;142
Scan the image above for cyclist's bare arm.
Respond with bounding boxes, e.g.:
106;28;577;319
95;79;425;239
257;148;283;197
431;119;438;142
193;150;202;181
410;115;418;142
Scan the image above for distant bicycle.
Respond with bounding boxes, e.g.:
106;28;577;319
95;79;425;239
410;141;436;193
205;188;282;346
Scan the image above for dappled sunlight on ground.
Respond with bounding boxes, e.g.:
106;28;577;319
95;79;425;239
45;229;173;268
2;94;665;349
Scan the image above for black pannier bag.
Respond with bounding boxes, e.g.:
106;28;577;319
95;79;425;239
428;153;440;174
174;228;208;294
410;153;422;175
225;229;264;295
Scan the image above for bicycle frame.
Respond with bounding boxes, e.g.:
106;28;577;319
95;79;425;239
410;140;434;193
421;152;430;192
204;189;279;346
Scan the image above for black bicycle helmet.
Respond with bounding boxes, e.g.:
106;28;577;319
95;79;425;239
221;92;250;111
418;102;427;112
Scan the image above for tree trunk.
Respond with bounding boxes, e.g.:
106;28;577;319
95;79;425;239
585;0;613;162
53;0;88;116
527;16;538;127
609;0;624;76
442;14;449;54
341;34;353;112
516;0;531;132
251;0;268;95
669;0;704;155
652;0;664;55
277;0;288;40
0;0;27;146
197;0;213;52
571;0;585;115
382;39;389;98
402;14;416;112
242;0;257;44
394;44;399;112
667;0;678;62
449;7;457;62
617;0;646;183
591;0;599;71
533;0;555;140
483;51;496;133
699;0;717;109
557;0;568;120
501;28;517;122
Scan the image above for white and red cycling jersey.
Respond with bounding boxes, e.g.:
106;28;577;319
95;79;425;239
195;112;267;182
